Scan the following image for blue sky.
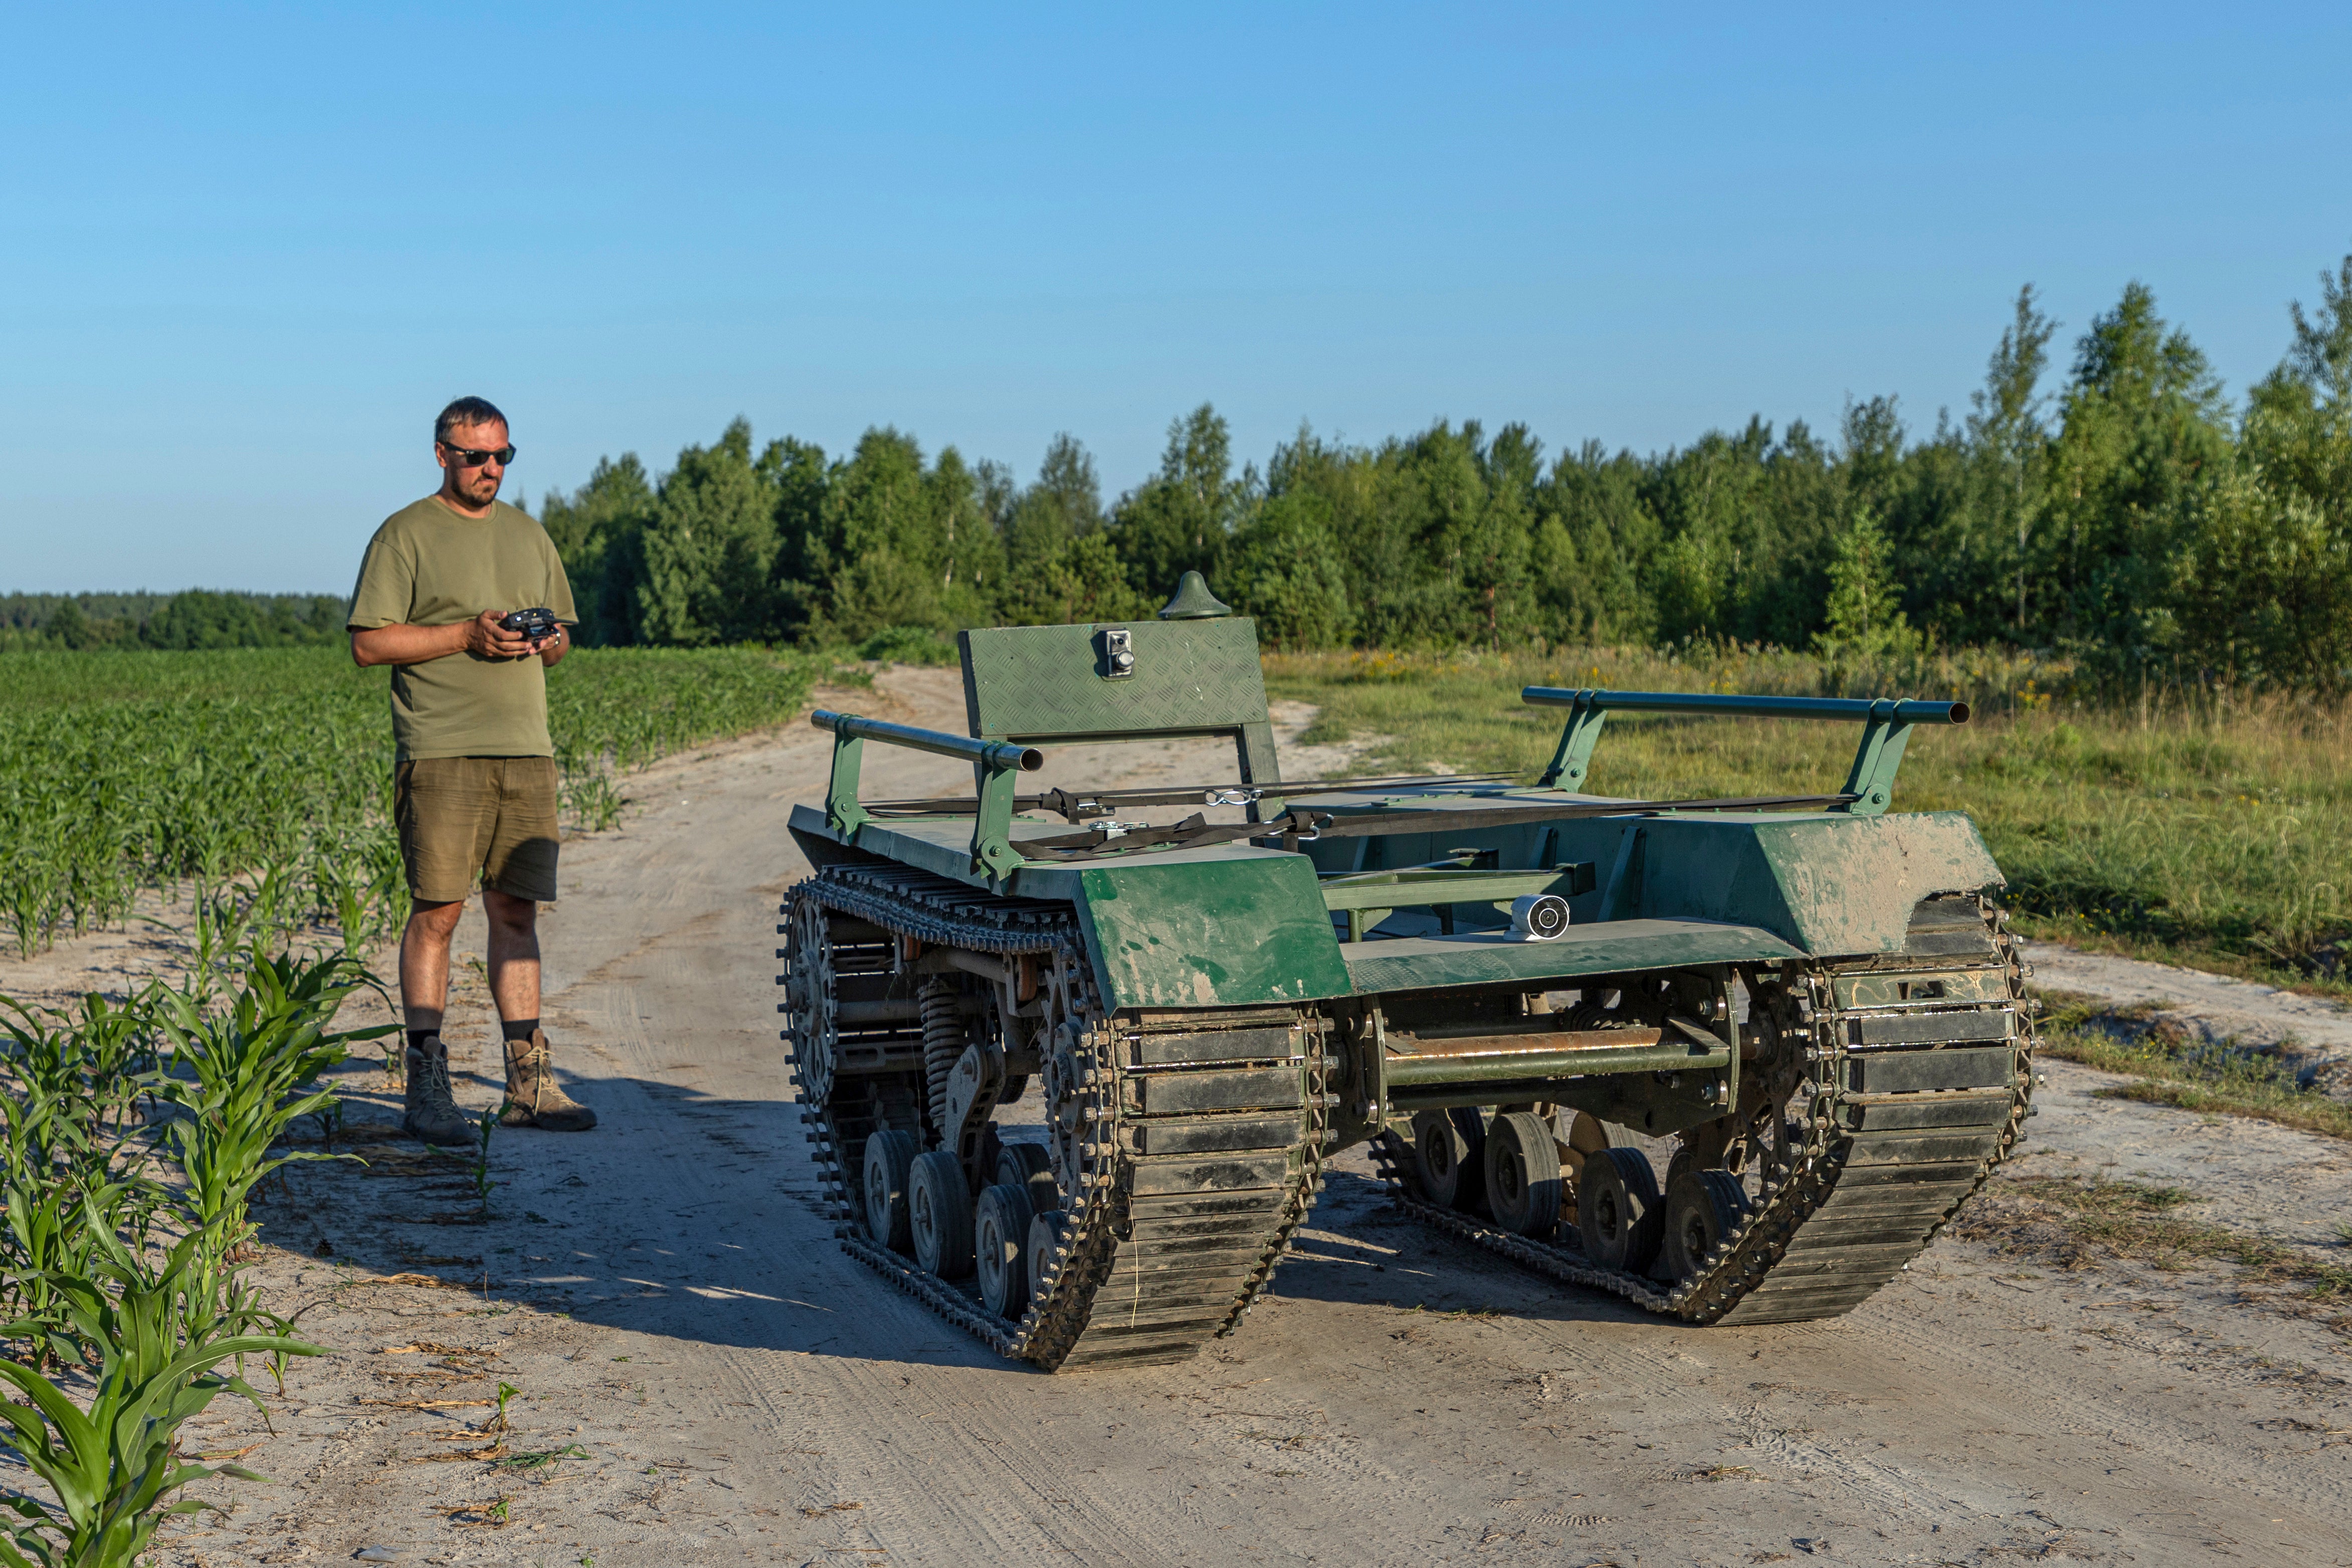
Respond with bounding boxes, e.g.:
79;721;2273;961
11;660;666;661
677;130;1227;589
6;2;2349;594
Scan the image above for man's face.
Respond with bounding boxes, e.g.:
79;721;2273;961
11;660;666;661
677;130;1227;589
436;420;510;507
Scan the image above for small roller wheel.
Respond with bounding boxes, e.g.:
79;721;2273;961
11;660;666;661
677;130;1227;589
974;1182;1036;1318
1484;1111;1563;1238
862;1129;918;1253
908;1149;976;1278
1579;1146;1663;1273
998;1073;1029;1106
997;1141;1059;1213
1027;1208;1067;1306
1663;1168;1751;1281
1412;1107;1488;1212
1559;1112;1613;1184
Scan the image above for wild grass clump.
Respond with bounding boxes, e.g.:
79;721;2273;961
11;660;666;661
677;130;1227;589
1958;1177;2352;1314
1265;645;2352;985
2032;991;2352;1142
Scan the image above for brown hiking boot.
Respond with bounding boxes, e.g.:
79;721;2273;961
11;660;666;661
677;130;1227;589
403;1036;475;1147
501;1029;598;1131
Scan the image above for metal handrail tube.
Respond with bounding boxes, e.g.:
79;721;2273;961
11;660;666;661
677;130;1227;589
813;710;1045;771
1521;688;1968;726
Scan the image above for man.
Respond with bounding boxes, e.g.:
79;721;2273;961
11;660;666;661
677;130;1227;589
349;396;598;1145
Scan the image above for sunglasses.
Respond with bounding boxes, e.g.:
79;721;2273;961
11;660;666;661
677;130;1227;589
441;442;516;467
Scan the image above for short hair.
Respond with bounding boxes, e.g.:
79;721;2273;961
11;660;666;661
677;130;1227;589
435;396;508;443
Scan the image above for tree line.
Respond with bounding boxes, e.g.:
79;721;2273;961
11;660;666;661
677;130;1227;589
538;252;2352;693
0;591;349;653
15;252;2350;692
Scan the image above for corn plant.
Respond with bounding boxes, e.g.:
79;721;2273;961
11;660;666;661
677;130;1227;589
430;1107;499;1219
0;999;166;1364
0;1227;319;1568
151;949;394;1248
0;995;155;1143
308;829;408;956
0;1172;158;1369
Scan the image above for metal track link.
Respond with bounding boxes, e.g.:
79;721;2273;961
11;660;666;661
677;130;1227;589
1369;895;2034;1326
782;865;1325;1371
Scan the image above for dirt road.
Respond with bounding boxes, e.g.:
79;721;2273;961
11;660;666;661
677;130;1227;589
13;668;2351;1567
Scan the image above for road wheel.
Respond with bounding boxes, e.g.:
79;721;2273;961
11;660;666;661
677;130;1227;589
862;1128;917;1253
1579;1147;1663;1273
1412;1107;1488;1212
1663;1168;1751;1281
997;1141;1059;1213
1027;1208;1067;1307
1484;1111;1562;1238
974;1182;1036;1318
909;1150;975;1278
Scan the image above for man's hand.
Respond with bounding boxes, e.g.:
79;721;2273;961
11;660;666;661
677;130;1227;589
351;612;552;668
464;609;536;661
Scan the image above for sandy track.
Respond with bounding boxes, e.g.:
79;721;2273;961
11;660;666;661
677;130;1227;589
10;667;2351;1567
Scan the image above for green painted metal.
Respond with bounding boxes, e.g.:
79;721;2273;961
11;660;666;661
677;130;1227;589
1157;569;1233;619
787;614;2019;1175
1536;693;1610;789
1320;865;1591;942
824;730;870;838
1523;687;1969;813
1074;855;1354;1010
1838;711;1912;815
1341;920;1803;995
958;618;1282;808
971;761;1026;879
808;711;1045;879
813;709;1046;772
1619;812;2003;956
1597;823;1645;921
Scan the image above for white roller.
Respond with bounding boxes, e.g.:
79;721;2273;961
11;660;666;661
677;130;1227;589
1509;893;1571;941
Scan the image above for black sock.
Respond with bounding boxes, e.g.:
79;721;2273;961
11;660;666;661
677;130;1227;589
407;1029;436;1053
501;1018;540;1043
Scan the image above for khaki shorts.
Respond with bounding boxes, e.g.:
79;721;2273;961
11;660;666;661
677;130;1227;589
394;756;560;905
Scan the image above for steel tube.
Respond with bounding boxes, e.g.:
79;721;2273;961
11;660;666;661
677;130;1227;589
1383;1038;1730;1088
814;710;1045;770
1521;688;1968;726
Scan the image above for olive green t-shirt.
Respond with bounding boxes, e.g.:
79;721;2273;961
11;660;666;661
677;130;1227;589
347;496;578;761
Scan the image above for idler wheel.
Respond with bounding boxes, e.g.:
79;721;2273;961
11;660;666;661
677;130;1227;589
909;1150;976;1278
1579;1147;1663;1272
1663;1168;1752;1281
862;1128;918;1253
997;1141;1059;1213
1027;1208;1067;1307
974;1182;1037;1318
1483;1111;1563;1238
1411;1107;1488;1212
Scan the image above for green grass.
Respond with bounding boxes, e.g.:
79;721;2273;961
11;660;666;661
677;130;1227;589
2032;990;2352;1142
1958;1177;2352;1312
1264;645;2352;989
0;645;819;955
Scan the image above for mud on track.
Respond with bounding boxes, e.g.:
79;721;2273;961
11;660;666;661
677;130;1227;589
9;667;2350;1567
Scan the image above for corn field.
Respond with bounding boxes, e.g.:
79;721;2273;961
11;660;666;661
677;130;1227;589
0;645;818;957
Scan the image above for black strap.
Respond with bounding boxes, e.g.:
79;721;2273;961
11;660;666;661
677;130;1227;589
1009;792;1859;861
860;770;1518;822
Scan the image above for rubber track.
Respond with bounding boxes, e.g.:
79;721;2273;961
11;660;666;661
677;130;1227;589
1369;897;2034;1325
785;864;1327;1371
